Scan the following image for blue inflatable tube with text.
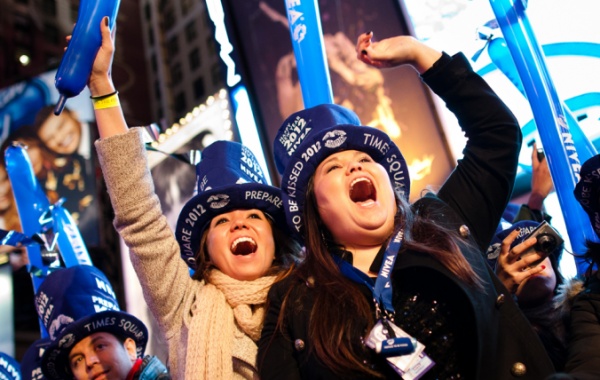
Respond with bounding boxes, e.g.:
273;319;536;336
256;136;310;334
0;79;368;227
489;0;597;274
284;0;333;107
487;37;597;163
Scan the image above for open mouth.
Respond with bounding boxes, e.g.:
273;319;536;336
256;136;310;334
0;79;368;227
91;371;109;380
231;237;257;256
349;177;376;203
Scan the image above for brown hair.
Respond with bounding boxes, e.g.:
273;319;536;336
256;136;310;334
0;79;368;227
276;177;482;378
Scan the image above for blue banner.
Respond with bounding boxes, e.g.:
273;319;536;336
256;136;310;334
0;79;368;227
4;144;91;290
489;0;598;273
487;37;597;163
284;0;333;107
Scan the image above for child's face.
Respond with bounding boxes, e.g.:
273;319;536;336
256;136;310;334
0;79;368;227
38;111;82;155
68;332;136;380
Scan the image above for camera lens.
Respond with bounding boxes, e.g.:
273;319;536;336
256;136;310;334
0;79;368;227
535;233;557;254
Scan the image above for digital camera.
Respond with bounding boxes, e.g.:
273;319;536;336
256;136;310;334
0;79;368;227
520;221;564;266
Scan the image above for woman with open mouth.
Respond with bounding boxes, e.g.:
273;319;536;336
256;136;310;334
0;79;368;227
258;32;555;379
85;18;302;380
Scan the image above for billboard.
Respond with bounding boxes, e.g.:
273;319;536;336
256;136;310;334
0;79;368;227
0;70;99;247
220;0;455;200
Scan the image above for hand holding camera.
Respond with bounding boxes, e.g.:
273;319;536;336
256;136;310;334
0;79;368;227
518;221;564;268
494;221;563;294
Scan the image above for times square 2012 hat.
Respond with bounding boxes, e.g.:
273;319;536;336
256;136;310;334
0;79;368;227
0;352;21;380
486;220;541;268
175;140;287;271
20;338;50;380
574;154;600;239
35;265;148;380
273;103;409;240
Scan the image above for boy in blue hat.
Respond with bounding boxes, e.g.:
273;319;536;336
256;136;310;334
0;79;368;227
34;265;169;380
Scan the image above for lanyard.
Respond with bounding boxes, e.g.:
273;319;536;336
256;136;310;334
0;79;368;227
335;228;404;319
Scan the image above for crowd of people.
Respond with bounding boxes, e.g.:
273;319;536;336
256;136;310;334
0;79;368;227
6;15;600;380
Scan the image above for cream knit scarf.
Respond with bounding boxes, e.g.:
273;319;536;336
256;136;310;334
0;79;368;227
185;269;276;379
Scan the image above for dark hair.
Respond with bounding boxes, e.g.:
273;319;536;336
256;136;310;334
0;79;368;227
191;211;303;281
549;244;565;293
275;177;482;378
32;106;81;156
582;240;600;278
33;106;78;132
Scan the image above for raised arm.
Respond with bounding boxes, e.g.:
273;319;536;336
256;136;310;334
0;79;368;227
355;32;521;251
87;17;128;138
356;32;442;74
85;17;195;345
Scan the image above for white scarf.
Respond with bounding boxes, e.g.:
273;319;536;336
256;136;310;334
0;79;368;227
185;269;276;379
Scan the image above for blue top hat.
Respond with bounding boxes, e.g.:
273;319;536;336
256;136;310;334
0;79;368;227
0;352;21;380
273;103;409;240
34;265;148;380
20;338;50;380
175;140;288;271
574;154;600;239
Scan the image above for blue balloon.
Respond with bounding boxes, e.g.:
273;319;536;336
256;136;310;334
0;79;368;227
487;37;597;163
54;0;121;115
51;204;92;267
5;144;51;292
284;0;333;107
4;144;92;294
489;0;597;274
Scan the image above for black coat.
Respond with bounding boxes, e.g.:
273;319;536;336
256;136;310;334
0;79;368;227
259;53;555;379
561;275;600;379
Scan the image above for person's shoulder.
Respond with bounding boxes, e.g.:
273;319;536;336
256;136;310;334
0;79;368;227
269;272;307;300
271;273;298;292
412;193;455;220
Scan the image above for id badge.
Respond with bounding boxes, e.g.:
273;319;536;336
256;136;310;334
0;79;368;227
365;320;434;378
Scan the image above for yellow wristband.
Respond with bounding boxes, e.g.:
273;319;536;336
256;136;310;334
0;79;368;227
93;93;120;110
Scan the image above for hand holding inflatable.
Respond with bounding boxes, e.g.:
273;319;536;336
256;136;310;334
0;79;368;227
53;0;121;115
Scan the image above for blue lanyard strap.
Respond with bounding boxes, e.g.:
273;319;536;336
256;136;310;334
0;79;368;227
335;228;404;318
